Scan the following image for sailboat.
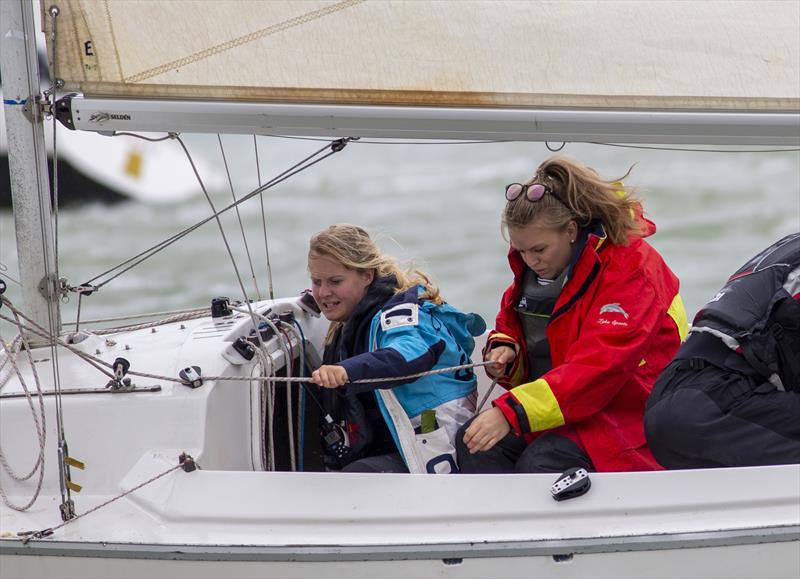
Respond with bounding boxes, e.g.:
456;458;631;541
0;31;221;207
0;118;223;207
1;1;798;578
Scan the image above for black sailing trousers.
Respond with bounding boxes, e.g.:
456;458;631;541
644;359;800;469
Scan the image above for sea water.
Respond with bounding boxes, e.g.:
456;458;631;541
0;135;798;331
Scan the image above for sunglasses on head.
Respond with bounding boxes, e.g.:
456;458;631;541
505;182;551;202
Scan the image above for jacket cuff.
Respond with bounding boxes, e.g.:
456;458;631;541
492;392;531;436
483;333;520;383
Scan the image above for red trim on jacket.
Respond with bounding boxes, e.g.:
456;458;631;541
487;219;682;472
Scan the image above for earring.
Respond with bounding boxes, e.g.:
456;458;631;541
570;239;575;244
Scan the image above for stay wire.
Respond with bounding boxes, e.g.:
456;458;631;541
47;4;71;512
257;134;800;153
217;134;261;300
174;136;268;364
590;142;800;153
83;139;343;289
254;135;275;300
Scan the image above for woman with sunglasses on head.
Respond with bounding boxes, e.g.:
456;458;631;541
308;224;485;473
456;155;687;474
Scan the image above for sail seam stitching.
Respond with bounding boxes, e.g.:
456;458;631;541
123;0;365;84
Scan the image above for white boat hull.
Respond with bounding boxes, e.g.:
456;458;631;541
2;539;798;579
2;302;799;578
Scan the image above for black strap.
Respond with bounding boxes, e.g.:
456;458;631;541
674;357;708;371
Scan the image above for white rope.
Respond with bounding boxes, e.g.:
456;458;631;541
0;319;47;511
0;335;23;392
283;322;306;469
63;306;210;329
3;304;493;389
89;310;209;335
255;349;275;471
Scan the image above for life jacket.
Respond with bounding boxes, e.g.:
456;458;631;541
514;268;568;380
679;233;800;392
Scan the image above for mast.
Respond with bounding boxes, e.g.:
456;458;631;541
1;0;61;345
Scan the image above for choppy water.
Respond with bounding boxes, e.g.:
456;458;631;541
1;134;799;333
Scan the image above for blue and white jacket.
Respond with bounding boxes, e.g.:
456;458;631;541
329;282;485;473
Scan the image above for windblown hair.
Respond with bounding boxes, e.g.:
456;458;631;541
309;223;442;302
309;224;442;342
502;156;645;245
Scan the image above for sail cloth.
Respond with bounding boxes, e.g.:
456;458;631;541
44;0;799;112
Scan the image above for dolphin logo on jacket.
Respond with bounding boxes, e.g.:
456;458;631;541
599;303;629;319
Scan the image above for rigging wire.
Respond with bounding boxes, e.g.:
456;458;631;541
252;133;800;153
260;133;508;145
0;268;21;286
590;142;800;153
45;4;74;520
173;135;268;370
254;135;275;300
107;132;175;142
217;134;261;300
1;297;493;388
81;139;346;290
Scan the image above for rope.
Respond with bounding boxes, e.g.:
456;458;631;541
0;323;47;512
279;326;296;471
254;350;275;471
17;454;195;544
230;307;295;470
0;305;115;381
62;306;210;329
2;297;494;388
89;310;209;335
284;322;306;470
0;335;23;391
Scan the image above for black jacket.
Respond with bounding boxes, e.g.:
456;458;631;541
678;232;800;392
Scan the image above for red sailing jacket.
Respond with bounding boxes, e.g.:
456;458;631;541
488;218;687;472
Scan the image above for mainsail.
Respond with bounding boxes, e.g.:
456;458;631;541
46;0;800;112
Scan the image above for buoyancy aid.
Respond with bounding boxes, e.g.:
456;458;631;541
515;268;568;380
679;233;800;392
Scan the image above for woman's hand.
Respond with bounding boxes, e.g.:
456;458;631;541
311;365;349;389
485;345;515;379
462;407;511;454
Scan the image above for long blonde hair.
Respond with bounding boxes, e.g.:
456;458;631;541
308;224;442;340
502;156;645;245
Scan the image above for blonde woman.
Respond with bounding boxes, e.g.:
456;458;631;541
459;156;687;474
308;224;485;473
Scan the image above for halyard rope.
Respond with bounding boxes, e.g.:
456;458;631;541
1;297;495;387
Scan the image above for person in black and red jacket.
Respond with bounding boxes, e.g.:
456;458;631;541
645;233;800;468
457;156;687;474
